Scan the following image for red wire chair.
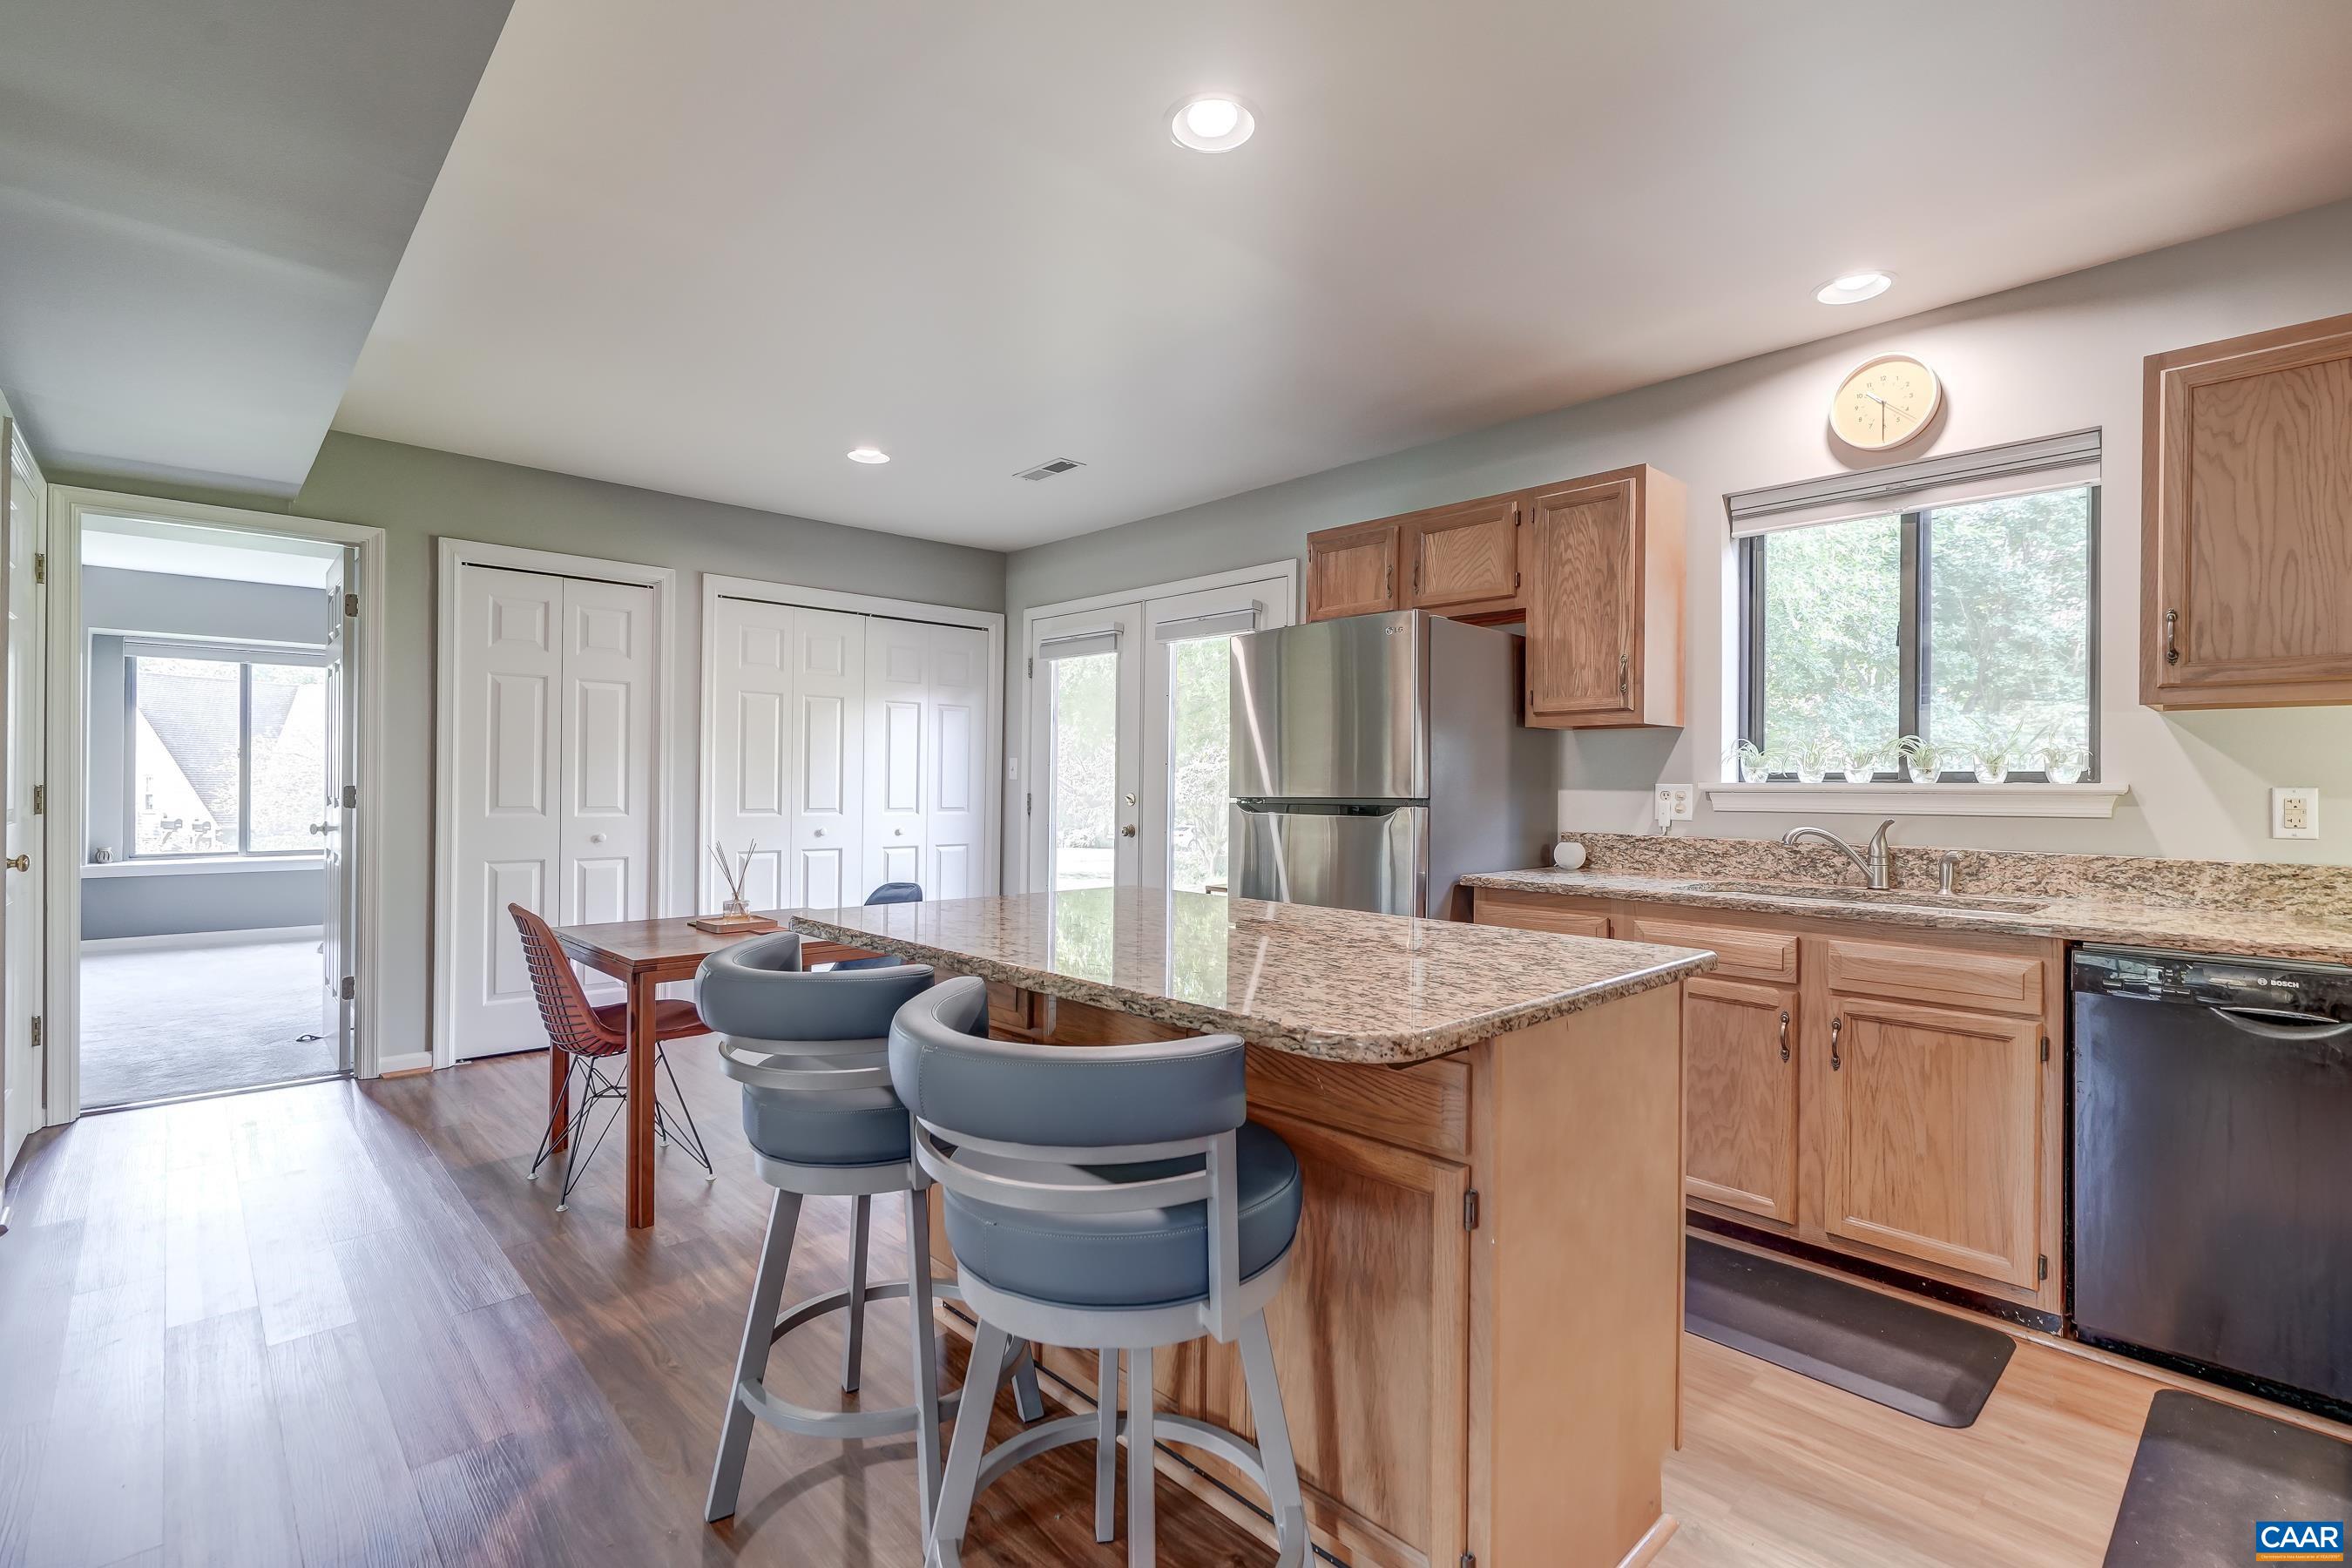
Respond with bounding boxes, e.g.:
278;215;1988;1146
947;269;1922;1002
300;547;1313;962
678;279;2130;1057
510;902;714;1209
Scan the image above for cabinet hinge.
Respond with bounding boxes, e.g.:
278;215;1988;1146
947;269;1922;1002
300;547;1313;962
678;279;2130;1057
339;976;357;1002
2038;1253;2049;1281
2040;1033;2050;1063
1463;1190;1480;1231
341;783;358;810
31;552;44;586
30;784;43;816
1462;1553;1477;1568
343;591;359;619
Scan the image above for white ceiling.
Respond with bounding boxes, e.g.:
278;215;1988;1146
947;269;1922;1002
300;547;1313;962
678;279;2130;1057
336;0;2352;551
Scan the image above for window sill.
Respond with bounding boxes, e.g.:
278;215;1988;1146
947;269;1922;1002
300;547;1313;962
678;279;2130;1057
1702;782;2129;820
84;855;327;879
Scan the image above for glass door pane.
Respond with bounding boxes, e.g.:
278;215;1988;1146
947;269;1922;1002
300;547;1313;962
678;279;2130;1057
1139;578;1294;894
1029;605;1140;892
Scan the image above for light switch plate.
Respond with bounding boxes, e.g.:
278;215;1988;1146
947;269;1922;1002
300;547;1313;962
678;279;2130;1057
2271;786;2320;840
1654;784;1694;827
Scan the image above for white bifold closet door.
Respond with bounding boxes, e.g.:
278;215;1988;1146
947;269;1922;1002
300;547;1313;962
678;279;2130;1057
709;596;988;911
450;565;657;1059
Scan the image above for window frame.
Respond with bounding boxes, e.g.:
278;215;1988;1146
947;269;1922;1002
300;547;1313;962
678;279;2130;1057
123;639;331;861
1737;485;2100;783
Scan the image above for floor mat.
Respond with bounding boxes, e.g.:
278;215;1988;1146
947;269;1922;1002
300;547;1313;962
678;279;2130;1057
81;938;335;1105
1684;1236;2015;1428
2104;1390;2352;1567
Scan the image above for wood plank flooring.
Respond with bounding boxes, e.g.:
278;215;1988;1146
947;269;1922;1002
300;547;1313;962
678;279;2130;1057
0;1037;2311;1565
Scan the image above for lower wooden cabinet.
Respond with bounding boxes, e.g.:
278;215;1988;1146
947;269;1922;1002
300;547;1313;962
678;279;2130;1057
1818;995;2044;1289
1470;886;2064;1310
1681;976;1799;1226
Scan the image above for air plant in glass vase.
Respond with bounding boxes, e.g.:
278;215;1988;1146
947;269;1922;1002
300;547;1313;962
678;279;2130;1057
1837;739;1892;783
1896;734;1947;785
1732;739;1774;783
2040;740;2090;785
1966;717;2038;785
1788;733;1836;785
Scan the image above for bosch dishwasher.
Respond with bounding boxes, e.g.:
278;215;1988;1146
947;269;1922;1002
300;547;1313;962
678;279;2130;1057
2071;946;2352;1414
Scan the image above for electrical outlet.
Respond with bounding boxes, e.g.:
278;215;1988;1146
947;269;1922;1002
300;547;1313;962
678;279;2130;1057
2271;787;2320;840
1654;784;1694;827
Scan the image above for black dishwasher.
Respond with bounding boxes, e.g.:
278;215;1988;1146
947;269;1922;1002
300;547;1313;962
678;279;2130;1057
2072;946;2352;1413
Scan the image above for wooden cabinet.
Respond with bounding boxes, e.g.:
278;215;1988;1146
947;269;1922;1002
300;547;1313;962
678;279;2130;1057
1523;466;1684;729
1403;496;1520;615
1470;887;2062;1311
2143;310;2352;708
1305;518;1402;621
1301;467;1686;731
1816;994;2043;1289
1681;976;1799;1226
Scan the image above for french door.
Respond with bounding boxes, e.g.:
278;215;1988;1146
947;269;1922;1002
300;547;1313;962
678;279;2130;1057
1026;570;1292;894
2;418;44;1169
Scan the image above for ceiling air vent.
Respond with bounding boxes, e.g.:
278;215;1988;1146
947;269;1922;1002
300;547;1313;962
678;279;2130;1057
1015;457;1085;482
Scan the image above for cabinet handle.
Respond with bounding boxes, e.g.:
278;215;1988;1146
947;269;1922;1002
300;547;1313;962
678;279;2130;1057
2164;608;2180;666
1618;652;1630;700
1828;1015;1842;1071
1778;1009;1790;1063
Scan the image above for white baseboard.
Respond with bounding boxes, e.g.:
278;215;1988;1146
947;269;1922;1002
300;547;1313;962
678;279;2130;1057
83;924;325;953
372;1051;435;1078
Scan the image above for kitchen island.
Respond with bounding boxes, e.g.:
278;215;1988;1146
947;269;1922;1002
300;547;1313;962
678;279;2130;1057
791;889;1713;1568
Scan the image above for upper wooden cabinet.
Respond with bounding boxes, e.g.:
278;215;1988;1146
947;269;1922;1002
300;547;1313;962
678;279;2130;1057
2143;310;2352;708
1523;466;1684;729
1302;464;1686;728
1404;495;1521;614
1305;517;1402;622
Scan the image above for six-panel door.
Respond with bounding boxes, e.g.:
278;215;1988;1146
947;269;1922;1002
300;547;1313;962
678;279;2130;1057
1818;995;2042;1288
1523;477;1637;723
1682;976;1800;1226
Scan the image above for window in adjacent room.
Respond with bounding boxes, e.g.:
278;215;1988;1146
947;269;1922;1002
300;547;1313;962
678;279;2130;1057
128;647;328;857
1736;482;2096;782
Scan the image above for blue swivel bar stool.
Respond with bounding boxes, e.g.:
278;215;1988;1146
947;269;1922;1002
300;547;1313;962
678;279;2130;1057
825;881;924;972
698;934;1041;1531
889;976;1309;1567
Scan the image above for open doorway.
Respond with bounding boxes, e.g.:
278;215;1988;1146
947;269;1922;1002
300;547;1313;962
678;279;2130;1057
47;496;383;1114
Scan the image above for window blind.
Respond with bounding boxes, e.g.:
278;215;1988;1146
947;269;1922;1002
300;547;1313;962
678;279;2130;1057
1035;628;1121;661
1727;428;2101;538
1152;605;1259;643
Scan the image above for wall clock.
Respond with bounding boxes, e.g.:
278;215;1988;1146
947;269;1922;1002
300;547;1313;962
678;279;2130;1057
1829;353;1942;450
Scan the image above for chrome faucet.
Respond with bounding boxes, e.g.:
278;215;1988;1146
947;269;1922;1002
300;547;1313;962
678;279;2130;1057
1782;818;1896;889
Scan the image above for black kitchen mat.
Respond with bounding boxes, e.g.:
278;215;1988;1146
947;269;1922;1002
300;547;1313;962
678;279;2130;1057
2104;1390;2352;1567
1684;1236;2014;1427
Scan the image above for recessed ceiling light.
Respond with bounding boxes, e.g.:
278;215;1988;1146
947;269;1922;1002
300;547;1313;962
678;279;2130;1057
846;446;890;464
1169;93;1255;153
1815;271;1894;305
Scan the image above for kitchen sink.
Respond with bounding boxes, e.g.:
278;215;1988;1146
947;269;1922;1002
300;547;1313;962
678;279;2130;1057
1681;880;2051;914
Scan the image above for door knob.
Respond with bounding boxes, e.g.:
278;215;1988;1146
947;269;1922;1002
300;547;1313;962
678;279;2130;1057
588;833;605;844
3;855;27;872
1120;825;1137;838
813;828;826;838
308;822;330;835
894;828;905;837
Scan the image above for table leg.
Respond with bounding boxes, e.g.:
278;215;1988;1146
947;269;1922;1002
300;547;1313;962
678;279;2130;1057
548;1044;571;1158
626;971;659;1228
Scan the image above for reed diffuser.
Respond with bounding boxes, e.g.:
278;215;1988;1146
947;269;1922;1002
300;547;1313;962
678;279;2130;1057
690;841;777;934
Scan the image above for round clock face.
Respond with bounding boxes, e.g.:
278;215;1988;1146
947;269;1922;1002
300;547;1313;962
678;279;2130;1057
1830;355;1942;450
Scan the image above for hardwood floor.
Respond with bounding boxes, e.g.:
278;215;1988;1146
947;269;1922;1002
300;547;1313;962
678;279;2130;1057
0;1037;2318;1565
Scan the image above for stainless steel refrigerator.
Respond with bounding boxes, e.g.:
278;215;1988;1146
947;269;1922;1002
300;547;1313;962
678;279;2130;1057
1228;610;1553;917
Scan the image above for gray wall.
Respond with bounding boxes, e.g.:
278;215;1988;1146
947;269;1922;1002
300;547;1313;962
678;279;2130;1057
56;435;1008;1062
82;565;333;939
1002;196;2352;868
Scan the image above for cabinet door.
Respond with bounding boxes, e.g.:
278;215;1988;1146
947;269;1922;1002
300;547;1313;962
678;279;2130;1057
1213;1112;1470;1568
1306;521;1401;621
1472;889;1610;938
1405;497;1519;613
1524;476;1638;723
1819;995;2041;1288
2145;311;2352;707
1683;977;1798;1226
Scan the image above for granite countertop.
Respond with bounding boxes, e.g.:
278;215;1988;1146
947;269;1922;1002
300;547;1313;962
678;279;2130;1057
788;889;1713;1064
1462;866;2352;966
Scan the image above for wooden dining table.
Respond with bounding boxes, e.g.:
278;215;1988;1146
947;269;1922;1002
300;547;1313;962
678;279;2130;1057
549;912;878;1227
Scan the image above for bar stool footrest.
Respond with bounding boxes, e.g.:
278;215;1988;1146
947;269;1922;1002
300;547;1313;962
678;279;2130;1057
735;1281;1023;1443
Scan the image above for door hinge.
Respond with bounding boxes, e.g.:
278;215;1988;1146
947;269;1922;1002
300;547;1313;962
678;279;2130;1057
29;1015;41;1052
1026;655;1034;679
2038;1253;2049;1281
1463;1190;1480;1231
339;976;357;1002
341;783;358;809
31;552;44;586
343;591;358;618
30;784;42;816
